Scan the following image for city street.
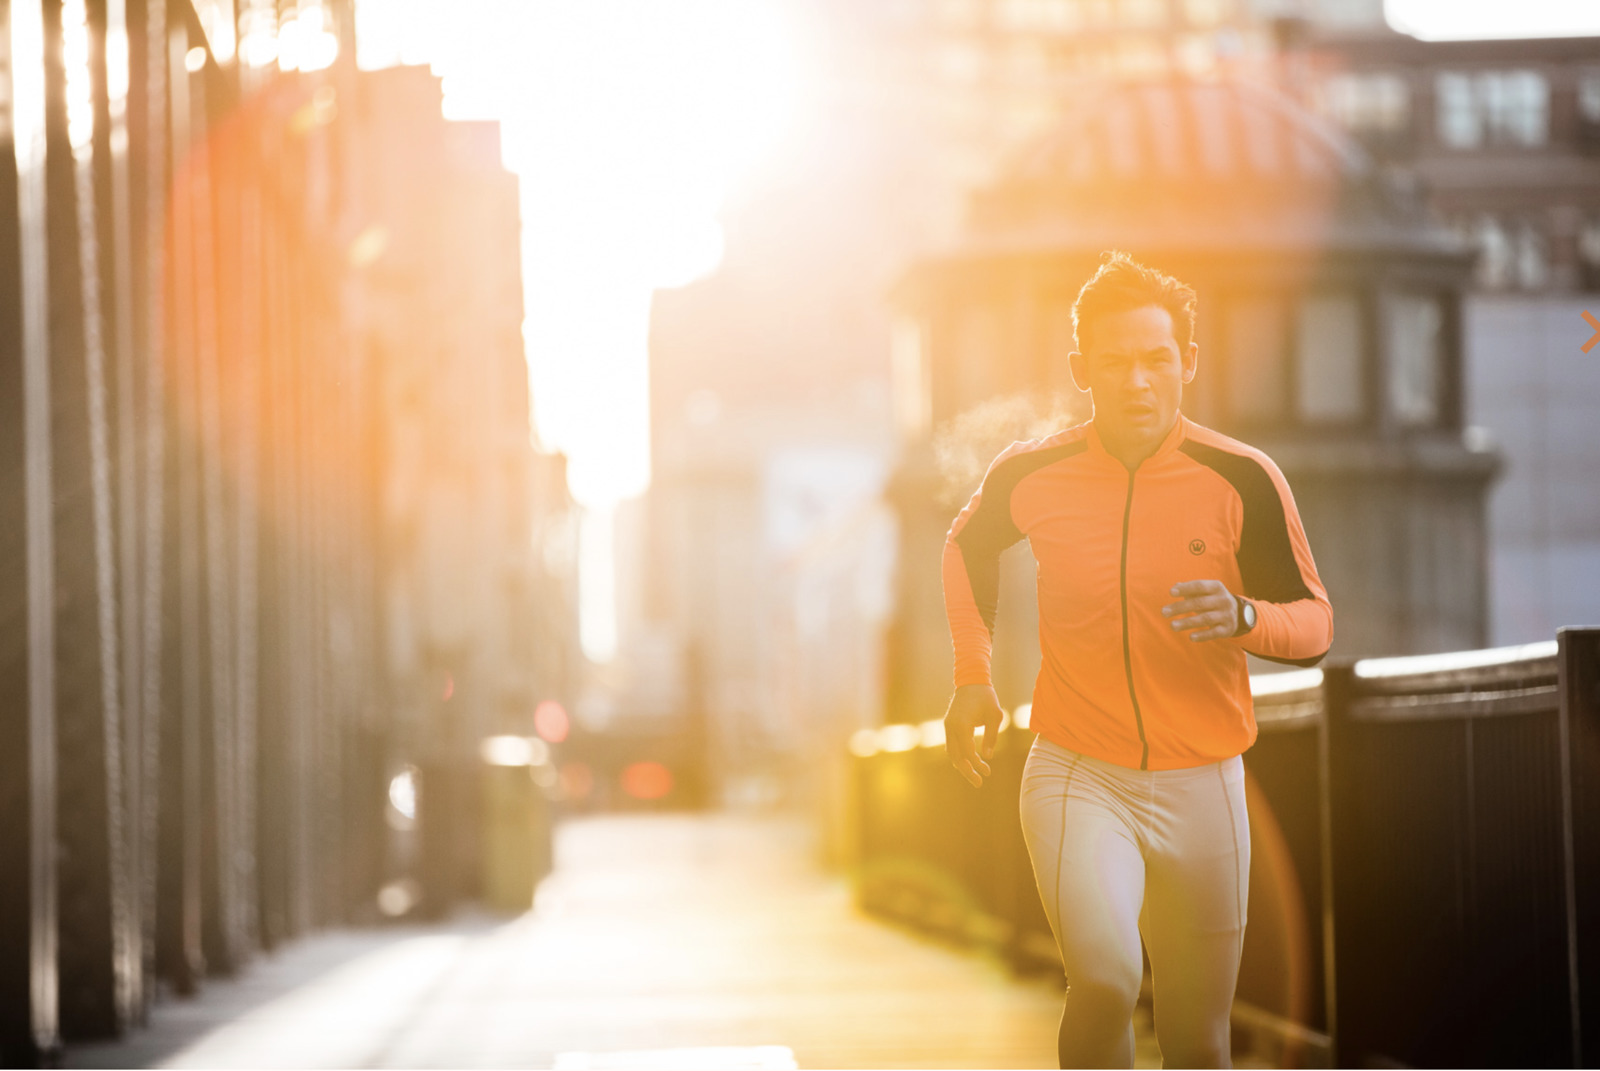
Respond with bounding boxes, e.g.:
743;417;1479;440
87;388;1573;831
6;3;1595;1065
67;814;1149;1070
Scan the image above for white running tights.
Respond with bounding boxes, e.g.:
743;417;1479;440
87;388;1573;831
1019;735;1249;1069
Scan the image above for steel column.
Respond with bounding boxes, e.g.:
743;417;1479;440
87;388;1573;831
0;0;61;1058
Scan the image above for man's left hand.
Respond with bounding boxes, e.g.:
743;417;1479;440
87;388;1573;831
1162;579;1240;642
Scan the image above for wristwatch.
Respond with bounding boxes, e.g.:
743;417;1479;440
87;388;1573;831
1232;596;1257;637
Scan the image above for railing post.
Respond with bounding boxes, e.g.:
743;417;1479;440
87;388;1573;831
1317;659;1354;1069
1559;625;1600;1068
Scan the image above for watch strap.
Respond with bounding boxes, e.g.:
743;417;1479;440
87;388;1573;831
1232;596;1255;638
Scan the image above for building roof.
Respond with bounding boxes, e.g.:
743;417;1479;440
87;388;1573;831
1014;78;1366;185
962;75;1460;256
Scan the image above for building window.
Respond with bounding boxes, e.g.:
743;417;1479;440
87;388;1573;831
1385;294;1443;428
1295;294;1364;424
953;304;1004;405
1513;221;1549;290
938;41;987;84
1459;215;1551;291
1309;0;1387;29
1578;71;1600;150
995;0;1080;32
937;0;984;29
892;318;931;440
1120;0;1167;29
1076;0;1115;29
1182;0;1234;28
1007;39;1051;81
1318;73;1411;139
1462;214;1514;289
1578;215;1600;292
1225;297;1288;424
1436;70;1548;148
1115;36;1167;77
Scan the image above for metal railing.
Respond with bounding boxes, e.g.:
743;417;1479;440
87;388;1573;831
1323;641;1570;1067
847;627;1600;1067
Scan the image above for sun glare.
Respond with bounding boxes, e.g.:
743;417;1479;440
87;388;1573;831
1386;0;1600;39
353;0;804;663
354;0;805;508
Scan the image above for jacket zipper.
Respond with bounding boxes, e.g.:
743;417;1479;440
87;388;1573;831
1120;467;1150;770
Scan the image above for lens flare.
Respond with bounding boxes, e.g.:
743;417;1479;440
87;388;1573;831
621;762;673;801
387;768;418;820
534;701;570;744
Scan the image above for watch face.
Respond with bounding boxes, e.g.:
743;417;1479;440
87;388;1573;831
1243;601;1256;629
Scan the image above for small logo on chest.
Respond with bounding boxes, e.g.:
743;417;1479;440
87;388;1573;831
1188;538;1206;555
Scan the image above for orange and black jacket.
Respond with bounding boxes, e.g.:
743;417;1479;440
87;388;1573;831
943;412;1333;770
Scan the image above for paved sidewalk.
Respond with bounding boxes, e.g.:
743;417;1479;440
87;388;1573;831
67;813;1140;1069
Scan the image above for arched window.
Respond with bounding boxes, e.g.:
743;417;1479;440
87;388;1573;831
1578;214;1600;292
1577;69;1600;150
1513;221;1548;291
891;318;931;440
1318;72;1411;145
1473;215;1513;290
1224;296;1288;425
1436;70;1548;149
1385;293;1443;428
1296;293;1365;424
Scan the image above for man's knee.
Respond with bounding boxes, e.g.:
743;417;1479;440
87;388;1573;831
1063;968;1141;1024
1157;1019;1231;1068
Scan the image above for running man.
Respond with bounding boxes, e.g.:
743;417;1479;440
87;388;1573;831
941;252;1333;1068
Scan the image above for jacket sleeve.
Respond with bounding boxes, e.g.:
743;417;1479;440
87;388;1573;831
942;445;1030;687
1226;453;1334;666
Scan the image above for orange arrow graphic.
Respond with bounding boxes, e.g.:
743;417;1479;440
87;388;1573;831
1586;310;1600;354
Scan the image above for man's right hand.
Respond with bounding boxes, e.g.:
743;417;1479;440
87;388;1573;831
944;684;1004;788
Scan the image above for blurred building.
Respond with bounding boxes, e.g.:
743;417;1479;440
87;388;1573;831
889;76;1492;720
645;253;898;806
342;65;578;912
1304;30;1600;642
637;0;1431;795
1305;31;1600;293
865;4;1600;655
844;0;1391;237
640;1;1594;804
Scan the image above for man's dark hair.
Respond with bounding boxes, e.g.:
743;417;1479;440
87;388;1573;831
1071;251;1197;354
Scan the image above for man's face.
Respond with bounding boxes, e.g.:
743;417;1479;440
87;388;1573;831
1068;304;1197;445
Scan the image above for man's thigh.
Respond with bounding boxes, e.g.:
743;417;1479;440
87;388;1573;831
1139;760;1250;1037
1019;747;1147;984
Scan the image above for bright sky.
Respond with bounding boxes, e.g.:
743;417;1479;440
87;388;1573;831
1387;0;1600;39
355;0;805;511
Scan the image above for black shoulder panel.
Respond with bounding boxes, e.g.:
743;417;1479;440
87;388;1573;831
954;439;1088;632
1177;440;1314;605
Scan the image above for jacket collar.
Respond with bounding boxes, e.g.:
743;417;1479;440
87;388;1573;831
1086;410;1188;469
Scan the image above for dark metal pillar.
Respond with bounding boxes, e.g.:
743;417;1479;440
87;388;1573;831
1559;625;1600;1068
253;158;290;950
153;7;201;994
45;0;134;1042
128;0;169;1014
225;93;264;962
0;0;62;1059
97;0;147;1027
183;39;245;981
